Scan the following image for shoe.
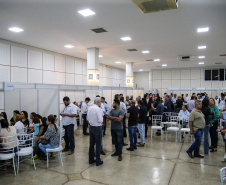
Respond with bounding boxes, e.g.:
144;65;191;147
134;146;137;150
221;159;226;162
209;146;214;149
123;143;128;146
137;142;141;144
34;154;39;160
210;149;217;152
194;154;204;158
68;150;74;155
126;147;134;151
96;161;103;166
118;155;122;161
137;144;145;147
89;160;96;164
62;148;69;152
186;151;194;158
111;152;118;157
156;132;161;136
101;150;106;155
145;134;147;138
83;133;90;136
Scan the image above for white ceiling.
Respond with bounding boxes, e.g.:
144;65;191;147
0;0;226;71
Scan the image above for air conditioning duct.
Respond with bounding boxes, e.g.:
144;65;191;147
132;0;178;14
177;56;193;62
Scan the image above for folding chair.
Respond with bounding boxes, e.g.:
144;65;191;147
0;135;17;176
220;167;226;185
16;133;36;174
151;115;163;140
166;116;180;142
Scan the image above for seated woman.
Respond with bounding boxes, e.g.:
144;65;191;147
0;119;19;152
39;115;60;158
27;112;36;132
14;114;25;134
10;110;20;126
20;111;29;127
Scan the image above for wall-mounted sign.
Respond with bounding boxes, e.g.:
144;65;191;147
88;74;94;80
4;82;15;91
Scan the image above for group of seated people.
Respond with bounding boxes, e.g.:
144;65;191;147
0;111;61;166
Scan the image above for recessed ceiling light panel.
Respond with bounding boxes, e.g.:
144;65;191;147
198;46;207;49
99;55;103;58
78;9;95;17
162;64;167;67
139;69;143;71
8;27;24;33
115;61;121;64
197;27;209;33
142;50;150;54
121;37;131;41
64;45;74;48
199;62;204;65
198;56;205;59
154;59;160;62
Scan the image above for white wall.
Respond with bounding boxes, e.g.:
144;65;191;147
134;72;149;93
0;39;126;112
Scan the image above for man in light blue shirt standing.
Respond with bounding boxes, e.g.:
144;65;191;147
81;97;90;135
60;96;77;155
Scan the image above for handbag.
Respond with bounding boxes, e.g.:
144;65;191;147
40;139;49;145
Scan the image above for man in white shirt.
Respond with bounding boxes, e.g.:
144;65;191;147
172;94;178;104
81;97;91;135
215;96;219;106
87;97;103;166
184;94;190;103
218;94;226;111
60;96;77;155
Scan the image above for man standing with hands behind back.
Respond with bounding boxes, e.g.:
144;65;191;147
186;100;205;158
61;96;77;155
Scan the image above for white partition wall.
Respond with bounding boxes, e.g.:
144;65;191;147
21;89;38;114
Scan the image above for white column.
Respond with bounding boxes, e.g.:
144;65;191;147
126;62;133;87
87;47;99;86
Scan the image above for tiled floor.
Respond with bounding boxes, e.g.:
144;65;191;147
0;125;225;185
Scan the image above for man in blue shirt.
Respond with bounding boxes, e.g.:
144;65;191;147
164;95;172;112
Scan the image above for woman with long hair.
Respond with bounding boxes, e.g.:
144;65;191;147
209;98;220;152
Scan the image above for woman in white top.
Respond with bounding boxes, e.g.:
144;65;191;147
14;114;25;134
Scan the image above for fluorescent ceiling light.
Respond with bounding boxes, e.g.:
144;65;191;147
197;27;209;33
198;56;205;59
139;69;143;71
64;45;74;48
142;50;150;54
78;9;95;17
162;64;167;67
199;62;204;65
154;59;160;62
121;37;131;41
99;55;103;58
198;46;207;49
8;27;24;33
115;61;121;64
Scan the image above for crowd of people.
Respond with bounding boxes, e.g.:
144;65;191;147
1;91;226;170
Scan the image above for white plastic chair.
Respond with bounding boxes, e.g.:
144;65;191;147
16;133;36;174
172;112;179;117
0;135;17;176
151;115;163;140
179;120;192;142
166;116;180;142
23;125;28;133
46;127;65;168
220;167;226;185
218;119;224;146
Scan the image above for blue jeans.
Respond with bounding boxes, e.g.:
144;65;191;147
128;125;138;148
82;114;88;135
89;126;102;165
187;129;203;156
39;143;58;156
63;124;75;151
138;124;145;145
204;124;210;154
111;129;123;155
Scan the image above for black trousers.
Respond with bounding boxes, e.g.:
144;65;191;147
63;124;75;151
103;116;107;135
123;115;127;137
210;122;218;148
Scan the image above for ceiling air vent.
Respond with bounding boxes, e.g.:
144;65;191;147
132;0;178;14
215;62;223;65
127;49;138;51
91;28;107;33
146;59;153;61
178;55;193;61
220;54;226;57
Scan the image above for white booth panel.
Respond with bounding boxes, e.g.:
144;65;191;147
65;91;75;102
11;67;27;83
5;89;20;120
86;90;98;102
55;55;65;72
28;69;42;83
28;50;42;69
38;89;58;117
134;90;144;99
75;91;84;102
60;90;66;103
75;60;83;74
43;53;54;71
0;65;10;82
103;90;112;109
66;58;75;74
0;91;4;109
21;89;37;114
11;46;27;67
0;43;10;65
127;90;134;97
